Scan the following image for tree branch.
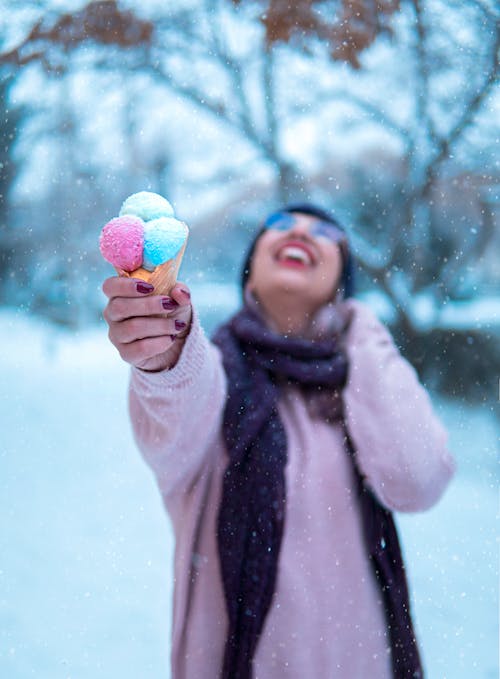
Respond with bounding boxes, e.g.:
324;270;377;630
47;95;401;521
420;24;499;198
412;0;439;145
202;0;271;156
311;87;411;145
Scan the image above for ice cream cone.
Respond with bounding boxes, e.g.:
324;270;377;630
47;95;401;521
118;239;188;296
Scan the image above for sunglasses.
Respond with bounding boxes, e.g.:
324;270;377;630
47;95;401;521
262;212;346;245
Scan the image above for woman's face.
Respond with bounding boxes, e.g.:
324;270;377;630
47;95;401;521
247;212;345;311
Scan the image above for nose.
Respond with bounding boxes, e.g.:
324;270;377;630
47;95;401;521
286;217;314;239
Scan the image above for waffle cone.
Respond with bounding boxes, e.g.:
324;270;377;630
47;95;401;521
118;240;187;295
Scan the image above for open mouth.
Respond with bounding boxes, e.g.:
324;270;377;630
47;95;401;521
275;241;316;268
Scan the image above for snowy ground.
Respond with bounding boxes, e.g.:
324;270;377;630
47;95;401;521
0;302;498;679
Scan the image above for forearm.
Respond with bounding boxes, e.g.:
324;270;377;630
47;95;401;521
129;309;227;497
343;299;456;512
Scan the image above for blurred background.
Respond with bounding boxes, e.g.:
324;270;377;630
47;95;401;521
0;1;498;677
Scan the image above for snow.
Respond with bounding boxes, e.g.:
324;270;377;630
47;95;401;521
359;289;500;332
0;308;497;678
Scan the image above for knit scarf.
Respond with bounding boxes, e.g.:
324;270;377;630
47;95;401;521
212;305;423;679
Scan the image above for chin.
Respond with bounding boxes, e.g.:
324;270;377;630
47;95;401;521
272;273;309;294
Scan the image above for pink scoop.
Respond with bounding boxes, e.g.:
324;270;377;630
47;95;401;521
99;215;144;272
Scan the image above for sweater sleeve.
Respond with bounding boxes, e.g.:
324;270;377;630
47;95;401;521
128;308;227;498
342;298;456;513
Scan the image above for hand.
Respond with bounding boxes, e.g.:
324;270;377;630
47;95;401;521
102;277;193;372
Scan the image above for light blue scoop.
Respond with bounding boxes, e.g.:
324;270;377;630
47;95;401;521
119;191;174;222
143;217;188;270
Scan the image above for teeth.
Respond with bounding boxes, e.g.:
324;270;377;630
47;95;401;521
278;245;312;265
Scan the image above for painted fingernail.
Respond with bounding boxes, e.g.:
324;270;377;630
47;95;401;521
162;297;178;310
137;282;154;294
179;288;191;299
175;320;187;331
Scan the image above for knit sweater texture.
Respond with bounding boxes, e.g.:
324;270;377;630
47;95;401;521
129;298;455;679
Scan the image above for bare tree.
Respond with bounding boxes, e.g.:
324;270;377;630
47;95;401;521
0;0;407;201
355;0;499;329
1;0;498;396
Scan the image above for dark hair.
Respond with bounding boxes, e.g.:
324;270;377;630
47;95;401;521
240;203;355;299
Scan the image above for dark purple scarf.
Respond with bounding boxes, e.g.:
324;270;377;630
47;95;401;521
212;305;423;679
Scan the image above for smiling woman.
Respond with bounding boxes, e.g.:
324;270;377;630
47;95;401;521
246;210;347;336
102;202;455;679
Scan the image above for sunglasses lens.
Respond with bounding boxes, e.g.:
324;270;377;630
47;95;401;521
313;221;344;242
264;213;345;244
264;213;294;231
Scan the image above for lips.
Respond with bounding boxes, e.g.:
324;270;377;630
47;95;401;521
275;240;317;267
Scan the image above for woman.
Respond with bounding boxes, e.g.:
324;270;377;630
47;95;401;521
102;204;455;679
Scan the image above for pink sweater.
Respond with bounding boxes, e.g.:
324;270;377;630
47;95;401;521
129;298;455;679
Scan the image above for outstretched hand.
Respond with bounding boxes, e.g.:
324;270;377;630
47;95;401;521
102;277;192;372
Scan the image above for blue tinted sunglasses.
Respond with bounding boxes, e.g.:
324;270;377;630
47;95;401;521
263;212;346;245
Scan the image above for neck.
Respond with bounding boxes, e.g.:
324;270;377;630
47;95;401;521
255;294;316;337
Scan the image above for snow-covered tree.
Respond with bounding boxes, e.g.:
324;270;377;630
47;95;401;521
0;0;498;396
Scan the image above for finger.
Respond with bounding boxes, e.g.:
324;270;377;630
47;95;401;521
105;294;181;322
119;335;176;365
169;282;192;308
112;316;188;344
166;300;192;341
102;275;155;300
168;283;192;335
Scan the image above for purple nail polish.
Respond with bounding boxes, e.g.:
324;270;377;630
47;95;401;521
137;282;154;294
162;297;178;310
175;320;187;331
